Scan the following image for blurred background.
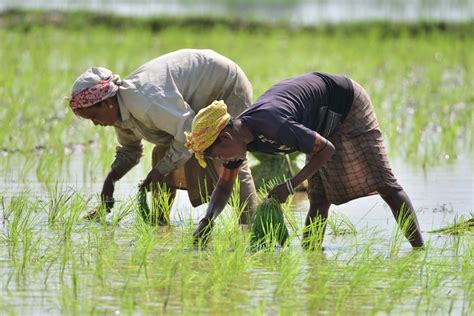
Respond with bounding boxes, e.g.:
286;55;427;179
1;0;473;24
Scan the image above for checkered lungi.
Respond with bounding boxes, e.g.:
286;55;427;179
307;79;403;205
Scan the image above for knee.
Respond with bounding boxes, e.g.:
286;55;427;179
378;186;403;199
308;194;330;212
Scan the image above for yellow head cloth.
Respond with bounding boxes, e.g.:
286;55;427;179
184;100;231;168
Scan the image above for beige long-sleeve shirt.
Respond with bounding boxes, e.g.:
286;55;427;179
111;49;252;177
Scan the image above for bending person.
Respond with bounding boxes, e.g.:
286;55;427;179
68;49;257;224
186;72;424;249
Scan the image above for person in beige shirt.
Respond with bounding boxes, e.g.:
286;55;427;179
68;49;257;224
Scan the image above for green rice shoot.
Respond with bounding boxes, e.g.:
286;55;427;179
250;197;289;248
137;183;172;226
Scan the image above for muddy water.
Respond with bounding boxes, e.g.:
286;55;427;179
1;153;472;235
0;153;472;315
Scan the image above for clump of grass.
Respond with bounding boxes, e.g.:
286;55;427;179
428;214;474;235
137;183;172;226
327;210;357;236
46;183;75;226
301;216;327;251
250;197;289;249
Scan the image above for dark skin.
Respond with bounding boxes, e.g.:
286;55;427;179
74;96;165;218
195;119;424;249
193;119;336;243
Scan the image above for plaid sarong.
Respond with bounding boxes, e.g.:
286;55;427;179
307;79;402;205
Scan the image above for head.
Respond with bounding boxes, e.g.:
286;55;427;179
202;120;247;163
185;100;246;168
68;67;122;126
73;97;120;126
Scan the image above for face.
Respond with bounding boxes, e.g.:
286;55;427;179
205;132;247;163
74;100;119;126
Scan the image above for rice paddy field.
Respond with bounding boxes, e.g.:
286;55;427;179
1;10;473;315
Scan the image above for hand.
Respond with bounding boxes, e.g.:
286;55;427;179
100;175;115;211
193;217;214;246
140;168;165;192
83;205;110;220
84;176;114;220
267;182;290;203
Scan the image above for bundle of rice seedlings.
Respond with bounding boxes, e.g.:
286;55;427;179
428;217;474;235
250;197;289;248
137;186;171;226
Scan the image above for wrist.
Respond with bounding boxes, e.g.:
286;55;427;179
200;217;213;225
107;170;119;183
285;178;295;195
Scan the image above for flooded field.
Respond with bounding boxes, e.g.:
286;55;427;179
0;10;473;316
1;153;472;315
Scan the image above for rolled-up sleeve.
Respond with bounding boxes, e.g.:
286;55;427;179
111;125;143;176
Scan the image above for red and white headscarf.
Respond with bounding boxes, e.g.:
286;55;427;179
69;67;121;110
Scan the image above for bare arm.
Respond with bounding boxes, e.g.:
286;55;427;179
268;139;335;203
193;168;238;244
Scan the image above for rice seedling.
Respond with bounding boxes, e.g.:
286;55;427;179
2;192;39;259
388;203;418;257
0;10;473;316
46;183;75;226
138;183;173;226
301;215;327;251
428;213;474;235
327;209;357;236
250;197;289;249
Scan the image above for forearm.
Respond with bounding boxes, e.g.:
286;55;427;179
204;168;238;220
110;148;142;179
290;141;335;188
105;168;127;183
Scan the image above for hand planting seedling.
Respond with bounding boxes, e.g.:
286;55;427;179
250;197;289;249
137;184;172;226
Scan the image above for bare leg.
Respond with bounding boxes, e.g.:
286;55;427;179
302;196;331;250
379;187;424;248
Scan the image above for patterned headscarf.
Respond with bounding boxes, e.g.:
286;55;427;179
69;67;121;110
184;100;231;168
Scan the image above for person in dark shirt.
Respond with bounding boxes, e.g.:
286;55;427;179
185;72;424;249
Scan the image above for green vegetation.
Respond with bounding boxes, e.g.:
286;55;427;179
1;189;473;315
250;197;290;248
429;214;474;235
0;10;473;315
0;10;472;182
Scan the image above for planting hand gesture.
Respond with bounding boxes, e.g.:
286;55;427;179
83;173;115;220
140;168;165;192
193;217;214;246
267;182;291;203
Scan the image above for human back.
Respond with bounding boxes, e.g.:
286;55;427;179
123;48;251;116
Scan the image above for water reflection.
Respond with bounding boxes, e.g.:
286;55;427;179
1;153;472;233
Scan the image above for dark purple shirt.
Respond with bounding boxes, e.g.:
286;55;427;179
224;72;354;169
